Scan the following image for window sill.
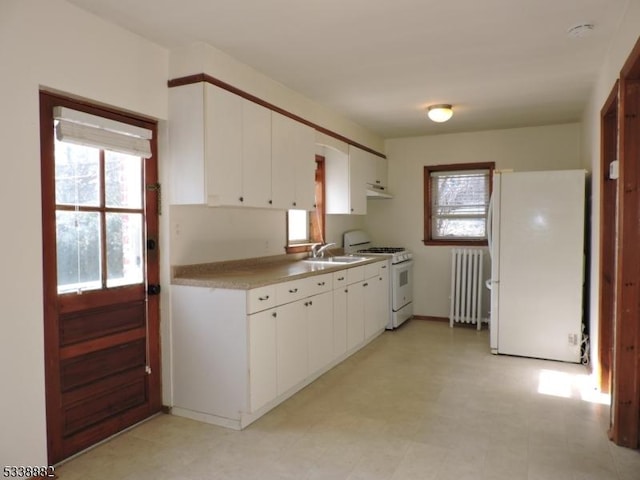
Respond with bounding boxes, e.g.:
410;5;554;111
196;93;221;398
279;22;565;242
423;239;488;247
285;243;316;254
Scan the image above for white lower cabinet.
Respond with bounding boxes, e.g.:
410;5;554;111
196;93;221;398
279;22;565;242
333;271;348;358
248;308;277;412
307;291;334;374
347;280;365;350
365;262;390;339
171;260;387;430
276;299;308;395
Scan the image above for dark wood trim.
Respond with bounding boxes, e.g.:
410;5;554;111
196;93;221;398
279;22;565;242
168;73;386;159
612;38;640;446
598;80;618;397
423;162;495;246
412;315;448;322
59;327;147;360
310;155;326;244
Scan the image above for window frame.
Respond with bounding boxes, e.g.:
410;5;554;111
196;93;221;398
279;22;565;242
285;155;325;253
423;162;495;246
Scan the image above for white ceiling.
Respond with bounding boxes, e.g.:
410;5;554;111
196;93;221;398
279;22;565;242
66;0;629;138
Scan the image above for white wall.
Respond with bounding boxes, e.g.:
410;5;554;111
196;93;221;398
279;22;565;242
366;123;582;318
0;0;169;468
1;1;383;466
580;1;640;380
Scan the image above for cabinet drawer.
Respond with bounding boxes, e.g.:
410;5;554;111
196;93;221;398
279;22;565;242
332;270;348;288
276;278;310;304
309;273;333;296
347;266;366;284
365;261;387;279
247;285;277;313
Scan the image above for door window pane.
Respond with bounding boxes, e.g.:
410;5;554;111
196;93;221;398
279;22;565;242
55;139;100;206
106;213;143;288
56;211;101;293
105;151;142;208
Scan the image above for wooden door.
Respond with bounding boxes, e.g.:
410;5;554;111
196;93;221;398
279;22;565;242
40;92;161;464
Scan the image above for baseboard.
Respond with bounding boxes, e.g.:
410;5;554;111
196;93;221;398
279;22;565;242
412;315;448;322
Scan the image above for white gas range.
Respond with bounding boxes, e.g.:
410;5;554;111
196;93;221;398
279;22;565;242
343;230;413;329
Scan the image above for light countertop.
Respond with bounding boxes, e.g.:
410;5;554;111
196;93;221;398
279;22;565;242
171;254;386;290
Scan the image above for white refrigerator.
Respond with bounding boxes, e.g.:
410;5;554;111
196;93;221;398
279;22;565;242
488;170;586;363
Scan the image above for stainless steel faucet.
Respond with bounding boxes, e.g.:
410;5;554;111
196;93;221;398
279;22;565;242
310;242;336;258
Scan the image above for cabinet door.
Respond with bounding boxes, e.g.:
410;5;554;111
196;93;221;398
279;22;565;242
348;146;368;214
377;265;390;330
293;122;317;211
271;112;316;210
205;84;243;206
373;155;388;188
248;308;277;412
346;280;365;350
168;83;206;204
242;101;272;208
333;285;348;358
276;300;308;395
307;291;334;374
364;278;379;340
271;112;297;209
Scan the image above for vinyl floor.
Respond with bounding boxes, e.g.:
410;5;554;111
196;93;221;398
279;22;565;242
55;320;640;479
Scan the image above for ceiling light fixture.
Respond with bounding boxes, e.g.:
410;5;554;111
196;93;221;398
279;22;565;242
427;104;453;123
567;23;594;38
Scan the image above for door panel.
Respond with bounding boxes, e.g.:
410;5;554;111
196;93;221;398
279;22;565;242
40;92;161;464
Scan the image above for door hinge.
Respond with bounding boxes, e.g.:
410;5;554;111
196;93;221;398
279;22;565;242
145;365;152;375
146;182;162;215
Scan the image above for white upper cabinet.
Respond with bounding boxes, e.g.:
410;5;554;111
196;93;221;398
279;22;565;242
204;84;244;206
241;100;273;208
271;112;316;210
324;144;374;215
367;154;388;190
169;82;315;210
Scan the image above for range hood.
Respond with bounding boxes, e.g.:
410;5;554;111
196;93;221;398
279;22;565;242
366;184;393;199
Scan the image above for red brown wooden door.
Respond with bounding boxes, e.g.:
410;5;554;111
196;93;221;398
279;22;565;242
40;92;161;464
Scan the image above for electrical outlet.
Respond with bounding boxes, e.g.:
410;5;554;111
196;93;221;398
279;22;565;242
568;333;579;346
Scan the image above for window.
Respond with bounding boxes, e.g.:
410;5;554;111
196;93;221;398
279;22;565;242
52;106;152;293
424;162;494;246
286;156;325;252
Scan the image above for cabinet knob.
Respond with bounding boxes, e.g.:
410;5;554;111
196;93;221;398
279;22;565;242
345;288;348;293
363;282;368;287
292;202;297;207
239;196;244;202
350;208;354;212
258;295;269;301
317;281;325;286
268;200;272;204
309;300;313;306
381;265;387;269
289;288;298;293
338;276;345;281
272;312;277;318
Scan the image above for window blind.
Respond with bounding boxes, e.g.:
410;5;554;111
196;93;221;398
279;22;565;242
53;107;153;158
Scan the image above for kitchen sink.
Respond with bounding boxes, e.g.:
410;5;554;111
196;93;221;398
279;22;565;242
303;255;369;265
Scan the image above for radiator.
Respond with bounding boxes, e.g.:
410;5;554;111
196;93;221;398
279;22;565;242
449;248;485;330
